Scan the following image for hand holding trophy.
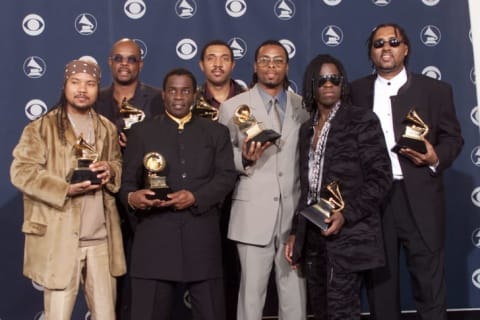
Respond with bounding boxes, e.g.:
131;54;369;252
143;152;172;200
69;134;101;184
392;109;429;154
299;181;345;231
233;104;281;149
120;98;145;130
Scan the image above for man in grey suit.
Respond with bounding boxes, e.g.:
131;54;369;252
219;40;308;320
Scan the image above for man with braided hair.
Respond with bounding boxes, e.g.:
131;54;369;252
11;57;125;320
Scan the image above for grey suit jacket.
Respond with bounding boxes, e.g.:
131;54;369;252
219;84;309;246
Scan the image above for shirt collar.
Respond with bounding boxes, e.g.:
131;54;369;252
256;85;287;112
376;67;407;91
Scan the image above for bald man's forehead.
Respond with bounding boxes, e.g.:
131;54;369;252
111;41;141;56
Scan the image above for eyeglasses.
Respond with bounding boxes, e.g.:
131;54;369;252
257;56;286;67
110;54;141;64
372;38;403;49
317;74;343;87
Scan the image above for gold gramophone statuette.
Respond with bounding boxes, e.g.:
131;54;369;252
192;95;219;121
120;98;145;130
233;104;281;149
299;181;345;231
69;134;101;184
392;109;429;154
143;152;172;200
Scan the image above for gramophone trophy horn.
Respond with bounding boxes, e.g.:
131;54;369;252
392;108;429;154
192;96;219;121
233;104;281;149
120;98;145;130
299;181;345;231
69;134;101;184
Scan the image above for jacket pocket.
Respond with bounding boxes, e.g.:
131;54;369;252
22;221;47;235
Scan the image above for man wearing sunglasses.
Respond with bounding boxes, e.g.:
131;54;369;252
219;40;308;320
96;38;164;320
351;23;463;320
97;38;164;148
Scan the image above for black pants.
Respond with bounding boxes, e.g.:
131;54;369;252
305;228;362;320
366;180;447;320
116;201;136;320
131;277;225;320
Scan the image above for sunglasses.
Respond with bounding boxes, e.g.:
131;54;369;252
372;38;403;49
317;74;343;87
110;54;141;64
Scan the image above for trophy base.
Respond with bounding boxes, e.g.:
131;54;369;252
392;137;427;154
299;202;333;231
146;187;172;201
247;129;281;149
70;169;101;185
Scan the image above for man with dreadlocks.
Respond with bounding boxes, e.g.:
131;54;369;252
284;54;392;319
10;57;125;320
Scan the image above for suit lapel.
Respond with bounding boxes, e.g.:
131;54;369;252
281;91;302;140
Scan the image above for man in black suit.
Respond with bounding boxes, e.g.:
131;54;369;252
95;38;164;320
350;23;463;320
286;54;392;320
120;68;237;320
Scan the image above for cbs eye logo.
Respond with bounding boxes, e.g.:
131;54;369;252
471;106;480;127
25;99;47;120
279;39;296;59
472;187;480;208
323;0;342;6
226;0;247;18
176;39;197;60
124;0;147;19
472;268;480;289
23;14;45;36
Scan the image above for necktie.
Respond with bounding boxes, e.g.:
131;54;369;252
270;98;282;131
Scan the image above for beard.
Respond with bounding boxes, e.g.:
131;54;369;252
68;100;94;111
115;77;136;86
262;80;283;89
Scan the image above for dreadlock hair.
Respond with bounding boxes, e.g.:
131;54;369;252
301;54;350;115
250;40;290;90
40;89;70;145
366;23;410;68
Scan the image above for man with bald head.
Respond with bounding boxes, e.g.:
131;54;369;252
96;38;164;320
97;38;164;147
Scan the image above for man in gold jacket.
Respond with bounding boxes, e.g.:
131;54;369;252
10;57;126;320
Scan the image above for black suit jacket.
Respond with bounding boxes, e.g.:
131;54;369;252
96;82;164;133
292;104;392;272
350;72;463;251
120;115;237;281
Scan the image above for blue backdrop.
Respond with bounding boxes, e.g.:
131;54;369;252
1;0;479;319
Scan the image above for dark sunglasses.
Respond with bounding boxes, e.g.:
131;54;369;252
372;38;403;49
110;54;140;64
317;74;343;87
